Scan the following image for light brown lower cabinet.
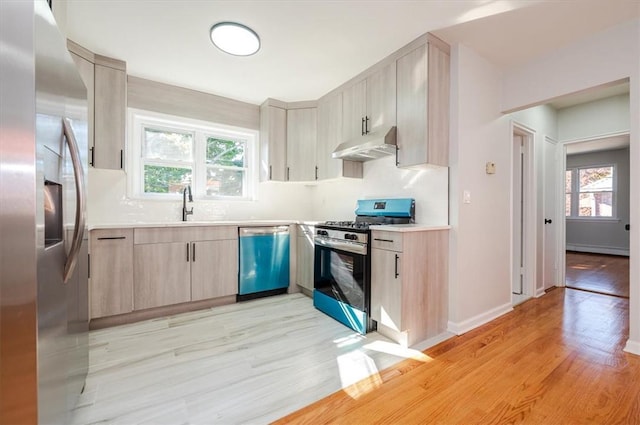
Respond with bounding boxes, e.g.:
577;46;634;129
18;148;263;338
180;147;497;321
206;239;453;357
191;239;238;301
295;225;315;293
133;242;192;310
89;229;134;319
132;226;239;311
370;229;448;347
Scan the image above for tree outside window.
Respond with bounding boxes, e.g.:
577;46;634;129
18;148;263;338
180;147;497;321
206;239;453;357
566;165;614;218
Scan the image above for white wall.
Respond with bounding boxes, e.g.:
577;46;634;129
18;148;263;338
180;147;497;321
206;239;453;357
501;19;640;354
566;148;630;255
509;105;558;296
558;94;630;142
311;156;449;225
88;169;315;224
447;43;513;334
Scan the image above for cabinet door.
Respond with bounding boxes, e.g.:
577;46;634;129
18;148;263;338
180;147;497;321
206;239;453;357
396;43;449;168
260;104;287;181
286;108;317;181
366;62;396;134
191;239;239;301
370;248;402;331
133;242;191;310
70;52;94;158
341;79;366;143
316;93;342;180
89;229;133;318
396;45;427;168
296;230;315;291
94;63;126;170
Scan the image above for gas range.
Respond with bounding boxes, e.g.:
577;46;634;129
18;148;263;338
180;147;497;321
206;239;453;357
312;198;415;335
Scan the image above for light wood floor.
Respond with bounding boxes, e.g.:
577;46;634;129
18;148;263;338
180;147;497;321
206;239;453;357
71;294;433;424
566;251;629;298
277;288;640;424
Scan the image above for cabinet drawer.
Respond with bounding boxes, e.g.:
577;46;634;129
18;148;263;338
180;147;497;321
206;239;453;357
134;226;238;244
371;231;403;252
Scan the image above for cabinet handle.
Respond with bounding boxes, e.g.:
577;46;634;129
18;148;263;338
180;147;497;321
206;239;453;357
186;243;190;262
394;254;399;279
192;242;196;262
269;165;272;180
365;116;370;134
96;236;126;240
287;166;290;181
374;238;394;243
395;145;399;166
361;117;365;136
89;146;95;167
315;166;318;180
120;149;124;169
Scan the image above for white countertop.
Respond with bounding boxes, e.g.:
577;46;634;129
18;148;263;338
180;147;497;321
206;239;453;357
89;220;321;230
369;224;451;233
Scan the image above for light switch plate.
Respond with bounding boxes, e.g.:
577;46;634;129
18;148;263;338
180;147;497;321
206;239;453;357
463;190;471;204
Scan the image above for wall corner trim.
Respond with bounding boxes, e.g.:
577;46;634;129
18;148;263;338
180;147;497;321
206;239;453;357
535;288;547;298
447;302;513;335
624;339;640;356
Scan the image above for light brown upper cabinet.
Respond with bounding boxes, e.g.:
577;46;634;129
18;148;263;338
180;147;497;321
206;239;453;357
316;92;363;179
341;61;396;143
259;100;287;181
396;39;450;168
286;107;317;181
68;40;126;170
93;55;126;170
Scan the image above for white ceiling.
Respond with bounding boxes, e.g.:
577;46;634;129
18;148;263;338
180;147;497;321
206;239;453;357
65;1;639;106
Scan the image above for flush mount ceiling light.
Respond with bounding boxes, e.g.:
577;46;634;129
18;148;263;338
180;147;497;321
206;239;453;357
210;22;260;56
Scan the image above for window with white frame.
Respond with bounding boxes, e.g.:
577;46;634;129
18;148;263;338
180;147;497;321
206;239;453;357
565;165;615;218
129;109;257;200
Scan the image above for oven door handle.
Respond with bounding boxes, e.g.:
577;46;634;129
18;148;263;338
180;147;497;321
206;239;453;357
314;237;367;256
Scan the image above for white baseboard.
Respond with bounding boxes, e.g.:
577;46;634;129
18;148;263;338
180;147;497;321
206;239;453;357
447;302;513;336
624;339;640;356
566;244;629;256
535;287;546;298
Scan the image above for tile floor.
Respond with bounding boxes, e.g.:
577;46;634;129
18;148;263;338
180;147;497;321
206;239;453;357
71;293;434;424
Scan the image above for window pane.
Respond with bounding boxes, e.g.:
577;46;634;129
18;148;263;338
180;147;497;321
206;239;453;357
143;127;193;161
565;170;572;193
578;191;612;217
206;167;244;197
206;137;245;167
579;167;613;192
144;165;192;194
565;194;572;216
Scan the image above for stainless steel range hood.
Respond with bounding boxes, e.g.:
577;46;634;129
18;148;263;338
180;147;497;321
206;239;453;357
332;126;396;162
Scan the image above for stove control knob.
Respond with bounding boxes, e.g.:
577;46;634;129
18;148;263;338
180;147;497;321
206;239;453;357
345;233;357;241
317;230;328;236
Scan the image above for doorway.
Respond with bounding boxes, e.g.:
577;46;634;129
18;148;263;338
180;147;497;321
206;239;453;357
562;134;630;298
512;123;535;306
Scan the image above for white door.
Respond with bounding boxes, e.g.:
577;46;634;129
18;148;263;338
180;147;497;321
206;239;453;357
543;137;558;290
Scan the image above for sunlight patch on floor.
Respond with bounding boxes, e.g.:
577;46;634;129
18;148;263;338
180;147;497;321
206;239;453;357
336;350;382;399
364;340;432;362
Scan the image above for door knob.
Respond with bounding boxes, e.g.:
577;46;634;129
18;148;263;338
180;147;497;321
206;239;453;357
544;218;552;224
625;224;630;231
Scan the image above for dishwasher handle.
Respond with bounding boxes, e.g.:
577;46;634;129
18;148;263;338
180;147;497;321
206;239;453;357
239;226;290;237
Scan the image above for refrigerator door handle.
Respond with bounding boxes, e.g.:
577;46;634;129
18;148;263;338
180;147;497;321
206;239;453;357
62;118;87;283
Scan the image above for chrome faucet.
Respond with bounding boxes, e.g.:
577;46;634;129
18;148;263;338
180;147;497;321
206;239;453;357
182;185;193;221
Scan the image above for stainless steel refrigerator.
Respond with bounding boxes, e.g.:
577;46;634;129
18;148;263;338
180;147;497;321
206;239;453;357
0;1;89;423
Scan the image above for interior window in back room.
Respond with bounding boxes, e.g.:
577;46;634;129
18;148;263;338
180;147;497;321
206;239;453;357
566;165;615;218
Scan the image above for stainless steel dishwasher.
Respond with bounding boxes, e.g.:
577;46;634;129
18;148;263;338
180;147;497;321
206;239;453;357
238;226;290;301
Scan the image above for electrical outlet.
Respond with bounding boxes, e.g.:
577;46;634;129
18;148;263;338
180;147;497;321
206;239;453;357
463;190;471;204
